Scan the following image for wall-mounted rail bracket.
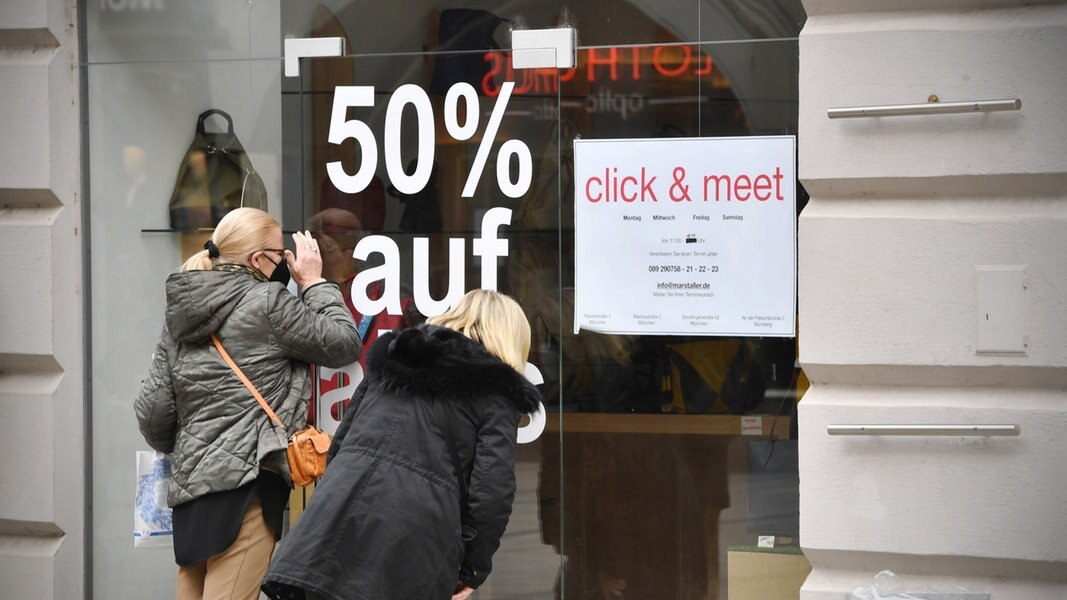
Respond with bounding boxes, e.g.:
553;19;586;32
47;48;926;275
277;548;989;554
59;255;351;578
827;98;1020;119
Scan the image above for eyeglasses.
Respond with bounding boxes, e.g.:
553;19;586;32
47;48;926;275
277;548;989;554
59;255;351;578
249;248;286;263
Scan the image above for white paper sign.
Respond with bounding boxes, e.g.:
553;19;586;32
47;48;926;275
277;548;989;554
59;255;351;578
741;416;764;436
574;136;796;336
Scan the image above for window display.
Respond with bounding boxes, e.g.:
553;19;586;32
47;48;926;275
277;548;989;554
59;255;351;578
86;1;806;598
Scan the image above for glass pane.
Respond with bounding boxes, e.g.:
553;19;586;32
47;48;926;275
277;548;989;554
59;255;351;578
88;55;285;597
87;1;806;599
88;31;566;600
550;40;804;600
86;0;279;64
279;1;800;54
291;48;564;599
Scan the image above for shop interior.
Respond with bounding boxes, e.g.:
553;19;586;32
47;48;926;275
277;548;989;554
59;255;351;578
87;1;806;598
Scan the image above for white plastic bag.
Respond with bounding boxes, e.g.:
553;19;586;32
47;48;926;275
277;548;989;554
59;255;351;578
848;570;924;600
133;451;173;548
848;570;986;600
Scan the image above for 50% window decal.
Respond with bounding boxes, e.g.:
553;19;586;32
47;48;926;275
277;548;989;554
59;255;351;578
326;81;532;199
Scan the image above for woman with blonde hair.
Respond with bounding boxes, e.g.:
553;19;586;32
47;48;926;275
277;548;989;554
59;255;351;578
262;289;541;600
135;207;361;599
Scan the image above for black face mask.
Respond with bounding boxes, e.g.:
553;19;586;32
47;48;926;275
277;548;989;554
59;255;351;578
263;254;291;287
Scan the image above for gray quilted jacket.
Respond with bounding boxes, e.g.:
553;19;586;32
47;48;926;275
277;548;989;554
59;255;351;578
135;268;361;506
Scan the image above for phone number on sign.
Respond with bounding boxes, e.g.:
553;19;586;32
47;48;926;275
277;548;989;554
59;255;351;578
648;265;719;273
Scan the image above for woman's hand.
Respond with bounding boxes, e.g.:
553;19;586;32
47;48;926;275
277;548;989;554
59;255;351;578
288;230;326;290
451;583;474;600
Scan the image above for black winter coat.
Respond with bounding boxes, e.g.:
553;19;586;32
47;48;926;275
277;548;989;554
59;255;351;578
262;324;541;600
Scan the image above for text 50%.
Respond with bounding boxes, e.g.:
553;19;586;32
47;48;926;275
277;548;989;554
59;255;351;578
327;81;532;198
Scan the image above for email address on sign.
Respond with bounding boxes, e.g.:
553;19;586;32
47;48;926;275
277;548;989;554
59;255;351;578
656;281;711;290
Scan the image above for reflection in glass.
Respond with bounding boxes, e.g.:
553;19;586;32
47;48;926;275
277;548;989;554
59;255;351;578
293;39;805;600
87;0;807;597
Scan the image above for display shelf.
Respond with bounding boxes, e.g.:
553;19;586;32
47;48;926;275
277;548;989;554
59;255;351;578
141;227;562;235
141;228;305;234
727;544;803;555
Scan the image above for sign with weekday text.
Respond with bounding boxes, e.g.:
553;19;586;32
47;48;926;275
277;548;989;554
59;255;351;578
574;136;796;336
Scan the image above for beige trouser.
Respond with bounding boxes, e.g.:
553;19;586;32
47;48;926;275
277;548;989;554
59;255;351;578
176;500;275;600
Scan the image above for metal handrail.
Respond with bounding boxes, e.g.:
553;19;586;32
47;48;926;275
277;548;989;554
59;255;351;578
827;98;1021;119
827;424;1020;436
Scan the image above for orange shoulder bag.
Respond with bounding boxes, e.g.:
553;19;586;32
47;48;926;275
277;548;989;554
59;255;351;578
211;334;331;486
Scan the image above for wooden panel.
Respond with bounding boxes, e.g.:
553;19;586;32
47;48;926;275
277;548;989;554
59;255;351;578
544;413;791;436
727;548;810;600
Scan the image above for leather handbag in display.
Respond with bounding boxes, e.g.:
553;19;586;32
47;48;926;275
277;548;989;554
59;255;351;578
168;109;267;231
211;334;331;487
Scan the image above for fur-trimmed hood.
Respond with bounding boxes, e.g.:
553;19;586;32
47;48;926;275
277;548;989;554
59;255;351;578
366;324;541;415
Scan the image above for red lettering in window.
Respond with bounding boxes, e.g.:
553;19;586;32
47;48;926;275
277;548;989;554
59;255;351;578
587;47;619;82
653;45;690;77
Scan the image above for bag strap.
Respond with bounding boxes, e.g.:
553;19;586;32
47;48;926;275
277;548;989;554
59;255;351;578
197;109;234;135
211;333;285;430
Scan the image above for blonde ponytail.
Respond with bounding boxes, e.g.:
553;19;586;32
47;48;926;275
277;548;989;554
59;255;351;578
177;208;280;271
181;249;213;272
